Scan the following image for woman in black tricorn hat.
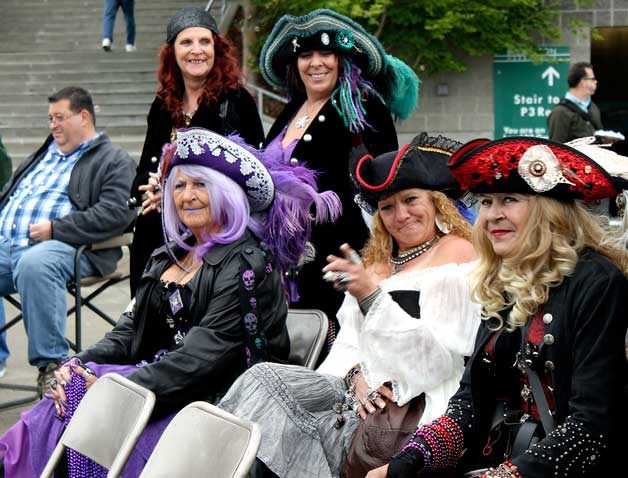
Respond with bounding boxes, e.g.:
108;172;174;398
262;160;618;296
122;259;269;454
220;133;480;477
372;137;628;478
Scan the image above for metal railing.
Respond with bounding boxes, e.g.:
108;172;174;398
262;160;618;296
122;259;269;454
205;0;227;22
247;83;288;122
204;0;288;122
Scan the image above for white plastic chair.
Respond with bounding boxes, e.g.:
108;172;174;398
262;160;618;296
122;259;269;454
286;308;329;369
41;373;156;478
139;401;261;478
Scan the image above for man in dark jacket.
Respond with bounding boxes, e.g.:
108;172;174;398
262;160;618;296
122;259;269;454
548;62;603;143
0;86;135;394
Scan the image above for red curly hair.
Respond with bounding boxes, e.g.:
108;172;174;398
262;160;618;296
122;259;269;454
156;33;241;127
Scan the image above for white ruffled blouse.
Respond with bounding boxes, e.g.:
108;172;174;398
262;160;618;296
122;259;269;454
317;261;481;425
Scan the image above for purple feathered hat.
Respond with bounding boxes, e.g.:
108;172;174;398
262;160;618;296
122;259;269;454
160;127;342;301
161;128;275;212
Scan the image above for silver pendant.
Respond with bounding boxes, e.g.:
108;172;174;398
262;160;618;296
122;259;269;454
295;114;309;129
168;288;183;315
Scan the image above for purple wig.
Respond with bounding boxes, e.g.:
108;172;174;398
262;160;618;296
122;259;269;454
162;164;251;259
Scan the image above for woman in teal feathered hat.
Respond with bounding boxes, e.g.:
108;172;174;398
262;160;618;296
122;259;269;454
261;8;419;332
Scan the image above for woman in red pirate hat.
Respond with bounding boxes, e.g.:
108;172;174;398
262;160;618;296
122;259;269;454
372;137;628;478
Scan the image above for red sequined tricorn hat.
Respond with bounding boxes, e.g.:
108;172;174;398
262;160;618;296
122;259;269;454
448;136;620;203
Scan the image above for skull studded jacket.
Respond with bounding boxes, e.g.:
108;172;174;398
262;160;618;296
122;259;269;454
76;229;290;414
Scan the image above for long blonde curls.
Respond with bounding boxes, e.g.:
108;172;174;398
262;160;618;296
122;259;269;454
472;195;628;330
361;191;473;266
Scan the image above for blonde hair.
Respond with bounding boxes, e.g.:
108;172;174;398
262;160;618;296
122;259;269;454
473;195;628;330
361;191;473;266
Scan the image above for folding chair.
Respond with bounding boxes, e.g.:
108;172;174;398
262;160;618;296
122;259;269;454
0;233;131;409
286;308;329;369
41;373;155;478
139;401;261;478
66;232;133;351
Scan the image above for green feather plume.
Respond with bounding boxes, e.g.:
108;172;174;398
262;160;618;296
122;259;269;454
384;54;420;120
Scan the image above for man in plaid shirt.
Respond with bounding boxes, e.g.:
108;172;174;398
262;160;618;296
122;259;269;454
0;86;135;395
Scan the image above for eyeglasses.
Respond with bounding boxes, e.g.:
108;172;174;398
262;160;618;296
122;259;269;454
583;76;597;81
48;112;80;125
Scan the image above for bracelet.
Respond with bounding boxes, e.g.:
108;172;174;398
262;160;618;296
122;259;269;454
358;286;383;315
81;366;95;379
344;364;362;390
482;461;521;478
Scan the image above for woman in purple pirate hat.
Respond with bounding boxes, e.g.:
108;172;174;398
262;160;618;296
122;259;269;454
0;127;340;478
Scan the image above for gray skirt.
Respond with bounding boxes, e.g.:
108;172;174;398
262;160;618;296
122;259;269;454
219;363;360;478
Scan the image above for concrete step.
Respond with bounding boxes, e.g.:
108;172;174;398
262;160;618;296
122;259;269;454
0;51;157;63
0;61;157;74
0;0;224;174
0;92;155;105
2;124;148;137
0;81;158;95
0;103;152;116
0;71;157;84
0;114;148;128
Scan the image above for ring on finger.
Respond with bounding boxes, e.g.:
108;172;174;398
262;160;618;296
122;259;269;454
347;250;362;265
81;367;94;379
337;272;351;284
323;271;340;282
59;379;68;388
367;390;381;403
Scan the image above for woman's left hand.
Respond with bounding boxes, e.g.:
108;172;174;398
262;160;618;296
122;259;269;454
139;171;162;215
48;365;97;418
323;243;378;301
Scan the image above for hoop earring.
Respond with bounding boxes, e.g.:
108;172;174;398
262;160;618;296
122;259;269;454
485;315;504;332
435;214;451;234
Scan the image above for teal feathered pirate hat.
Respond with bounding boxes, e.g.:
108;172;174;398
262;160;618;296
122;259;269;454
260;8;419;120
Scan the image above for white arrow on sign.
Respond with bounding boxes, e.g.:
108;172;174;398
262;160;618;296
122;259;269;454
542;66;560;87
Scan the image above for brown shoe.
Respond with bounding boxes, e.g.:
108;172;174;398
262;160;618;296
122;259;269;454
36;362;59;398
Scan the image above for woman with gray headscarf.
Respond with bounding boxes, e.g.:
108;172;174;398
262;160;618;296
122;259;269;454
128;6;264;295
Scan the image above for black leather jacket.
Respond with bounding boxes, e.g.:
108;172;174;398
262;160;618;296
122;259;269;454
77;230;289;413
451;250;627;476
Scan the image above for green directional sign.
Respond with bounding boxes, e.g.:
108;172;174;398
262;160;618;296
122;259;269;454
494;47;570;138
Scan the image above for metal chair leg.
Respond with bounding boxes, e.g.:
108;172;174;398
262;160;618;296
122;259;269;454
0;297;39;411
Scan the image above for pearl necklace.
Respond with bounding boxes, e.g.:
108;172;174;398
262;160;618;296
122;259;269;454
390;235;439;274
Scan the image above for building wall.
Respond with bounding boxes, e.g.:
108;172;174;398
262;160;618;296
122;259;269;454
396;1;628;142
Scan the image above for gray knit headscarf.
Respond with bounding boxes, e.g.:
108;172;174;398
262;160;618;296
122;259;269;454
166;6;219;43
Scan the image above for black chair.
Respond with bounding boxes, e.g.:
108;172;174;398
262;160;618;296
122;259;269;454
286;308;329;369
0;233;132;409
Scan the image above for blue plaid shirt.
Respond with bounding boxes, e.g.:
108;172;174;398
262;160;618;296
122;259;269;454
0;133;101;247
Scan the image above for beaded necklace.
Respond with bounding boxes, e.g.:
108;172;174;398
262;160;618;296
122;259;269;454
390;235;439;274
64;371;108;478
